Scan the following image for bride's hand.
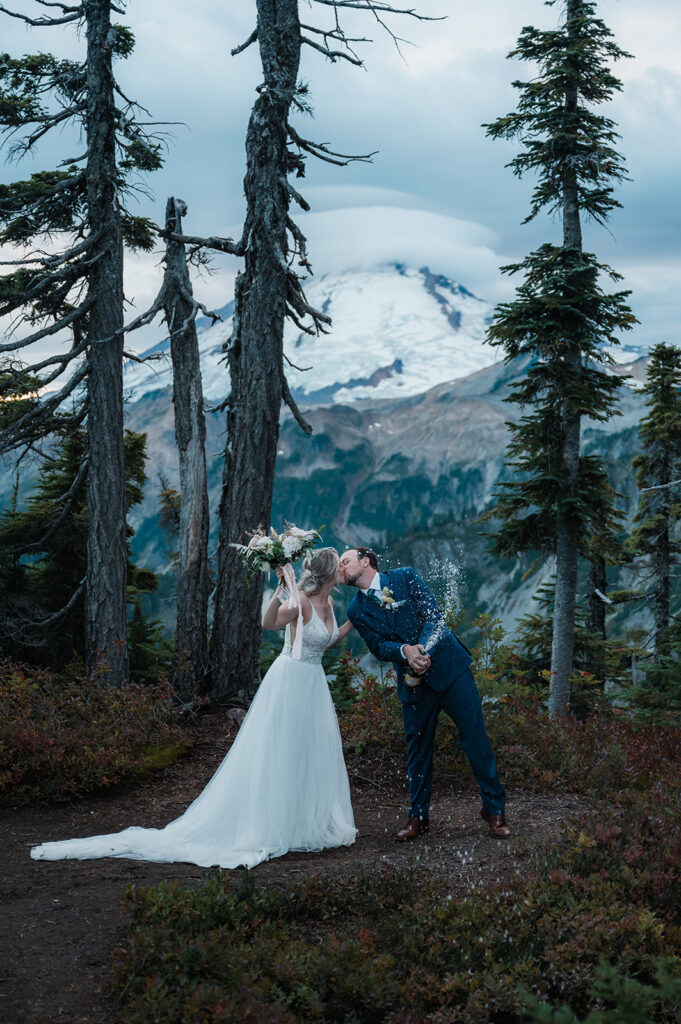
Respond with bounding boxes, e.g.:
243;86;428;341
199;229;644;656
275;565;285;584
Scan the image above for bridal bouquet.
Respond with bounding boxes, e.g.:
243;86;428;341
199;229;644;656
232;524;321;662
232;523;320;576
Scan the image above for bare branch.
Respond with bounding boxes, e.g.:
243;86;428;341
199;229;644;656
301;34;364;65
286;279;332;332
288;123;375;166
0;2;81;25
641;479;681;493
122;349;167;365
231;27;258;56
312;0;438;16
0;297;94;353
282;375;312;435
310;0;444;61
284;352;313;372
158;228;245;257
282;177;311;212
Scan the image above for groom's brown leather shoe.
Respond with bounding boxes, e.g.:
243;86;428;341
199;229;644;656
394;817;429;842
481;810;511;839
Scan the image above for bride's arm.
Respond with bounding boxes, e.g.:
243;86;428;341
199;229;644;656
261;585;300;629
330;619;354;645
262;566;311;630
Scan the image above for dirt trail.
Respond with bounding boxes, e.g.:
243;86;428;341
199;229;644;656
1;713;590;1024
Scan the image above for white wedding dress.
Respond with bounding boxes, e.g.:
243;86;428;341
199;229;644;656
30;607;356;869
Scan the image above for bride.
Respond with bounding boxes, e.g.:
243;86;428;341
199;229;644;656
31;548;357;869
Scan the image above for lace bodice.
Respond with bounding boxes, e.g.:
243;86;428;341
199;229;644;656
282;604;339;664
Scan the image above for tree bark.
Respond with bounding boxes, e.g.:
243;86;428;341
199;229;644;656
652;444;671;659
549;8;583;718
163;197;210;699
209;0;301;702
586;551;607;639
549;369;581;718
84;0;128;684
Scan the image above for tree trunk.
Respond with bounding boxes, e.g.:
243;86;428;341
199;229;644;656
209;0;301;702
586;551;607;638
549;381;581;718
652;450;670;659
163;197;210;699
84;0;128;684
549;22;582;718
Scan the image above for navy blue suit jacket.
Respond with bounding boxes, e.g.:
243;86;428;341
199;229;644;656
347;567;472;702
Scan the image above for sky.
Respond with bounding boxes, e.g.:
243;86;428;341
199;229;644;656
2;0;681;356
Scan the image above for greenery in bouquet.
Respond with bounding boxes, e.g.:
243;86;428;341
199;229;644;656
231;523;320;578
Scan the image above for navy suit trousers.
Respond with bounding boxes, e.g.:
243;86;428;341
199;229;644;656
400;669;505;820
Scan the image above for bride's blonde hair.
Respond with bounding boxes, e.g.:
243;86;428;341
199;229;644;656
298;547;339;595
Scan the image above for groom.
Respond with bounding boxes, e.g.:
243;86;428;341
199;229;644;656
339;548;510;841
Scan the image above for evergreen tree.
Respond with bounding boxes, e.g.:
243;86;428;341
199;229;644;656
627;343;681;660
0;423;156;669
127;596;173;685
514;580;632;717
0;1;163;684
483;0;636;717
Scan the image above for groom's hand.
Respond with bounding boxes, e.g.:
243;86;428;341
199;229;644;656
404;644;431;675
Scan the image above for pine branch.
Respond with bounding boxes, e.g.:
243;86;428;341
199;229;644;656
0;361;88;454
15;457;88;555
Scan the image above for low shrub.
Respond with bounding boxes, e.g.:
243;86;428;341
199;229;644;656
113;851;681;1024
0;659;190;805
112;655;681;1024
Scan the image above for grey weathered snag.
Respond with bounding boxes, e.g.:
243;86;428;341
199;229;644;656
209;0;306;702
162;197;210;700
83;0;128;685
208;0;432;702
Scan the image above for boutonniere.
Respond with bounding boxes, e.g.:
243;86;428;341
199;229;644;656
370;586;405;612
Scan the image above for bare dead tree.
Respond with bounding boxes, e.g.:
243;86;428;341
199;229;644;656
205;0;437;702
161;197;211;700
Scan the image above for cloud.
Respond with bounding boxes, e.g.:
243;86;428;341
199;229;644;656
298;205;507;298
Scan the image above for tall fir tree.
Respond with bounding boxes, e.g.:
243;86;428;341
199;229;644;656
483;0;636;716
0;1;163;684
627;343;681;661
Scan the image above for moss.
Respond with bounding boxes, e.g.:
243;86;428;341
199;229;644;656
135;739;195;774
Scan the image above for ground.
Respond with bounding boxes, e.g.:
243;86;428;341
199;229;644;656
1;711;591;1024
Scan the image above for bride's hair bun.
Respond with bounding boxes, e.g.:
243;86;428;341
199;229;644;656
298;547;339;595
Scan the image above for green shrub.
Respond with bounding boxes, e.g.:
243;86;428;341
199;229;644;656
0;659;190;805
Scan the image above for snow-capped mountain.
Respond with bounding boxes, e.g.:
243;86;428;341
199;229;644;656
123;263;500;406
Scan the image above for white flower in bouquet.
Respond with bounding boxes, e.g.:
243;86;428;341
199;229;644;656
248;535;273;552
282;535;299;559
231;522;320;577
